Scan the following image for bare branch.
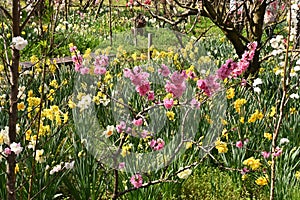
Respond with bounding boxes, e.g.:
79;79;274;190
0;6;12;20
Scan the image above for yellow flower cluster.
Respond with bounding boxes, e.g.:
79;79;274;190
166;111;175;121
248;110;264;123
233;98;247;113
255;176;268;186
243;157;261;170
268;106;276;117
121;144;132;157
226;88;235;99
264;133;272;140
295;171;300;179
41;105;68;125
215;139;228;153
27;97;41;107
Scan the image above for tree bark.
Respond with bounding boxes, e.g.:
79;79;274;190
7;1;20;199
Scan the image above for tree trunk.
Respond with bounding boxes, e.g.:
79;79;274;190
7;0;20;199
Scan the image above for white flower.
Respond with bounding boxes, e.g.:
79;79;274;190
177;167;192;179
77;94;92;110
294;65;300;72
103;125;115;138
254;87;261;93
253;78;263;87
290;93;299;99
10;142;23;155
12;36;28;50
279;138;289;145
0;126;10;145
35;149;45;163
50;164;62;175
64;161;75;169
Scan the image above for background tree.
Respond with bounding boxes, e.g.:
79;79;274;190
140;0;288;76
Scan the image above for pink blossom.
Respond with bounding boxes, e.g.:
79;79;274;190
262;151;271;159
10;142;23;155
165;81;186;98
72;54;83;72
170;71;187;85
130;174;143;188
241;79;247;86
273;147;283;157
158;64;170;77
141;130;149;138
147;91;155;101
164;71;187;98
80;67;89;75
94;55;109;67
126;127;132;134
72;53;84;72
133;118;143;126
4;147;11;155
119;162;125;169
197;75;220;97
69;46;77;52
94;66;106;75
136;83;150;96
123;68;132;78
163;98;174;109
116;121;126;133
216;59;238;80
241;167;249;175
149;138;165;151
231;60;249;77
187;70;196;79
247;41;257;52
124;67;151;97
236;141;243;148
190;98;200;109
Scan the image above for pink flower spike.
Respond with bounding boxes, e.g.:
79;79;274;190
4;147;11;155
163;98;174;109
236;141;243;148
133;118;143;126
130;174;143;188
